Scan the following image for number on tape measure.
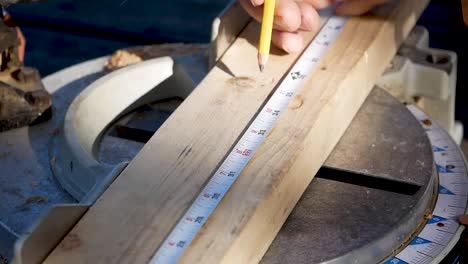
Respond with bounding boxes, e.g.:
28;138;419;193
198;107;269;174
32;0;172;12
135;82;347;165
150;16;349;264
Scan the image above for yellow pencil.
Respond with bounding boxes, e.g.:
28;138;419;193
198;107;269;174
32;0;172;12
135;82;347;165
258;0;275;72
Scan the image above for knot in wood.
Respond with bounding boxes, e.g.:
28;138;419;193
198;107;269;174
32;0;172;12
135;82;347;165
227;76;255;89
289;95;304;109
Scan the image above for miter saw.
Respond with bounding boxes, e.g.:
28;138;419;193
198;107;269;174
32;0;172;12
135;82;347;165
0;2;467;264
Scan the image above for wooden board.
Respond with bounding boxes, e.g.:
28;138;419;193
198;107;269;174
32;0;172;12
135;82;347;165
44;16;318;264
208;0;251;66
45;1;429;263
179;2;429;263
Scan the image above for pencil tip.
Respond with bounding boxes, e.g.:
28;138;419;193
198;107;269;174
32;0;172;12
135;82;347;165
259;64;265;72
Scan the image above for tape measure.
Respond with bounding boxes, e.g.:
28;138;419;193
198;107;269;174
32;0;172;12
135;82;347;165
149;16;347;263
385;106;468;264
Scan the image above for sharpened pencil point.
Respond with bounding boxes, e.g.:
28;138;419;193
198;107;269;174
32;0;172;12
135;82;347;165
257;53;269;73
259;64;265;72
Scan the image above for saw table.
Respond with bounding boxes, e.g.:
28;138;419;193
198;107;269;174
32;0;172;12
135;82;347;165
0;2;467;264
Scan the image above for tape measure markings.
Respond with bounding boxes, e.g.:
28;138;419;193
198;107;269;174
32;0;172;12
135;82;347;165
149;16;348;264
385;106;468;264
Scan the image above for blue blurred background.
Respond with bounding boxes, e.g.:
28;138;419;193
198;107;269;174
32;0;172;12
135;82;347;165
8;0;231;75
6;0;468;138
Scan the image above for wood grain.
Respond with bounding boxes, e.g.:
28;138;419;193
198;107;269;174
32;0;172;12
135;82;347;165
179;1;429;263
45;1;429;263
44;21;318;264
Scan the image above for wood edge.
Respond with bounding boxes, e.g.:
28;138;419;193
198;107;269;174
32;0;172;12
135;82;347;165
184;1;430;263
228;2;429;263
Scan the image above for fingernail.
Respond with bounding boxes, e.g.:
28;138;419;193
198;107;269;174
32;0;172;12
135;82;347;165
250;0;261;7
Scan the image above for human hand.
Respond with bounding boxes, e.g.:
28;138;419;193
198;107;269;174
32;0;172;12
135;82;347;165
239;0;387;53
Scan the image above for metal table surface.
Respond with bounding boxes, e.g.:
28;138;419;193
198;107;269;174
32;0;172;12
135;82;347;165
263;88;435;263
0;56;436;263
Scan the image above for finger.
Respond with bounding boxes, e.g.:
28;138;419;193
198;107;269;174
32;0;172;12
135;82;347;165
463;0;468;26
335;0;388;15
239;0;302;32
251;0;264;6
272;30;304;53
274;0;302;31
239;0;263;21
296;2;321;31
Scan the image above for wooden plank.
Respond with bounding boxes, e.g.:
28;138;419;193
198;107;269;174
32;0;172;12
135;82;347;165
44;19;320;264
208;0;251;66
45;1;429;263
177;1;429;263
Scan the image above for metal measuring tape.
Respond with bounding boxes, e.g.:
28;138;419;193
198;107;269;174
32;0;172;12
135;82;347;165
150;16;348;264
